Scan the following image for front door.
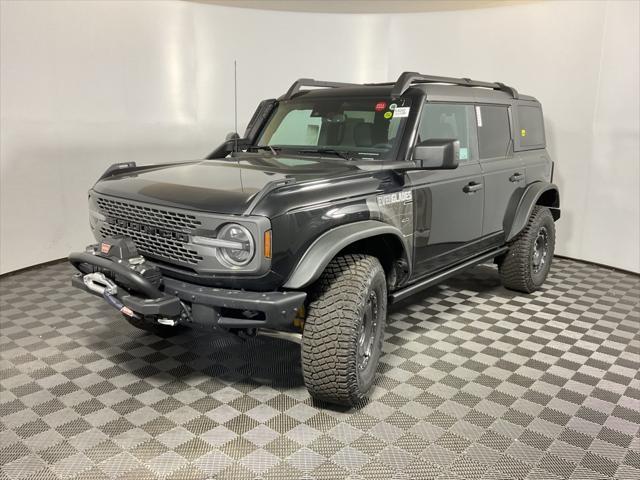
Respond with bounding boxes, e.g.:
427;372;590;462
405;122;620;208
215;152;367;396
409;103;485;277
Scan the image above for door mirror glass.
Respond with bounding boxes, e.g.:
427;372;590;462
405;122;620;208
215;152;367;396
413;139;460;169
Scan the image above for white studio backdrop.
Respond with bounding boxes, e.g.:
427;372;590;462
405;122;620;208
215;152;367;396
1;0;638;274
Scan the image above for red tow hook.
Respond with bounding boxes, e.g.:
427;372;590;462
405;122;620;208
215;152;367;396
102;291;140;319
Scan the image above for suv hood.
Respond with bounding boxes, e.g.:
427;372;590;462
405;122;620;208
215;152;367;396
93;154;368;215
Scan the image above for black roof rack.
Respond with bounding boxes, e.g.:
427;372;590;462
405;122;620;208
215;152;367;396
279;78;359;100
278;73;519;101
390;71;519;99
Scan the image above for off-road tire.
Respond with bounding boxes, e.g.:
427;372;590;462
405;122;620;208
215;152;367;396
125;315;186;338
499;206;555;293
302;254;387;406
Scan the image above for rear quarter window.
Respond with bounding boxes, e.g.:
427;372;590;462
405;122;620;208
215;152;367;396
515;104;546;150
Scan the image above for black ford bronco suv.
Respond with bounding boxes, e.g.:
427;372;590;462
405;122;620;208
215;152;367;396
70;72;560;406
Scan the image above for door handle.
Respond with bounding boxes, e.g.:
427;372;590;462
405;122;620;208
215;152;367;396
509;173;525;182
463;182;483;194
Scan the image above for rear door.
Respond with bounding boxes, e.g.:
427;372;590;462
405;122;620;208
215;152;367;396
409;103;485;277
475;104;525;239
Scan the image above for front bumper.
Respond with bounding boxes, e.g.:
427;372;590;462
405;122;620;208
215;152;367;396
69;249;306;332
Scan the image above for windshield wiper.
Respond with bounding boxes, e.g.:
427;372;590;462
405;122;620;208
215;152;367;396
245;145;280;155
298;148;353;161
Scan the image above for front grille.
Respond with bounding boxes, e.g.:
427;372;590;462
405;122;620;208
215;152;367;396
100;223;203;265
96;196;201;231
95;196;204;266
91;193;268;274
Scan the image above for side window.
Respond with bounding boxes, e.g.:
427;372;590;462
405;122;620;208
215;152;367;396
268;109;322;146
516;105;545;149
476;105;511;159
418;103;475;162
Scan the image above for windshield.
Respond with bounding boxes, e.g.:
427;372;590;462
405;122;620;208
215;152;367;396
256;96;412;160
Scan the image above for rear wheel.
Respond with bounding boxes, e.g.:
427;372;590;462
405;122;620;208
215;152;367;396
499;206;555;293
301;254;387;406
125;315;186;338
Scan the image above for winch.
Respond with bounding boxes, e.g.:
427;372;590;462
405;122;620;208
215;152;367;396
86;236;162;290
72;235;173;320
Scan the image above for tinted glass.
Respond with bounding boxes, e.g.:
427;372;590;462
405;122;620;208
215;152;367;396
418;103;474;162
258;97;412;160
477;105;511;159
517;105;545;148
268;110;321;146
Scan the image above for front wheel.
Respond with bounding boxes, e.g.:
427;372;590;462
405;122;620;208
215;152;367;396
499;206;556;293
301;254;387;407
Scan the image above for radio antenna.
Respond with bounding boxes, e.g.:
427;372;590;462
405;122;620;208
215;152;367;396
234;60;238;153
234;60;244;191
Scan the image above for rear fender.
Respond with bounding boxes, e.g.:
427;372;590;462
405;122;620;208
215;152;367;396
505;182;560;242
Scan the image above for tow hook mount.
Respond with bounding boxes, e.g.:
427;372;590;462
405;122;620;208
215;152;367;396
82;271;139;319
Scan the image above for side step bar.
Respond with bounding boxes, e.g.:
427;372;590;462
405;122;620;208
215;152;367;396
390;247;508;303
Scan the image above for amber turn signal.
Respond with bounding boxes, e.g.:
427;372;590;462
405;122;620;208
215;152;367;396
263;230;272;258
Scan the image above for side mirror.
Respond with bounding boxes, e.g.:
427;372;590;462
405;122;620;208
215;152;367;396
413;139;460;169
225;132;240;141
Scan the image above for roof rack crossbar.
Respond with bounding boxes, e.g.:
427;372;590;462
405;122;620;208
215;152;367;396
279;78;359;100
391;72;519;99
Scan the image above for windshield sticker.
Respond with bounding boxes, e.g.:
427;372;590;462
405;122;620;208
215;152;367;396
521;129;527;137
375;101;387;112
383;111;393;119
389;103;397;111
393;106;410;118
475;106;483;127
460;147;469;160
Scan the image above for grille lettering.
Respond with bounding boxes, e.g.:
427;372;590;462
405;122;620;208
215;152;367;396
106;217;189;243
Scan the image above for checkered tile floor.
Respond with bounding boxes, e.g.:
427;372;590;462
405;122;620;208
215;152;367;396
1;258;638;480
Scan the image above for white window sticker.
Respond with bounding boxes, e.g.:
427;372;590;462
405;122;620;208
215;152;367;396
459;147;469;160
475;106;483;127
393;107;410;118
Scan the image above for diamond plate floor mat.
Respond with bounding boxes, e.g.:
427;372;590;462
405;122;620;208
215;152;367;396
1;258;638;479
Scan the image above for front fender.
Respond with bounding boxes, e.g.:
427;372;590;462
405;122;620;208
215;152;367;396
283;220;407;289
505;182;560;242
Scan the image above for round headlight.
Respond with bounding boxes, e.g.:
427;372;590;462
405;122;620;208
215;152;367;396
215;224;255;267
